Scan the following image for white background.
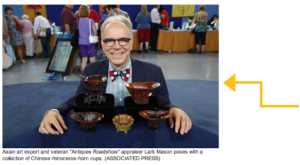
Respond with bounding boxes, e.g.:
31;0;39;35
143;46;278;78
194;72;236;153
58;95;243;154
1;0;300;164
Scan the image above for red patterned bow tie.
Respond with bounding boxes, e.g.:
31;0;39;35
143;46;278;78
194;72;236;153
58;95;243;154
109;68;130;82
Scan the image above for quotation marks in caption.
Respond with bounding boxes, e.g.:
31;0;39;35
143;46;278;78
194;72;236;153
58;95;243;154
2;149;203;162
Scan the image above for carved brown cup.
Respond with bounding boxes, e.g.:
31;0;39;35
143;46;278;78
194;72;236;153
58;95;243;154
80;75;108;105
80;75;107;91
71;112;104;134
125;82;160;104
138;110;171;132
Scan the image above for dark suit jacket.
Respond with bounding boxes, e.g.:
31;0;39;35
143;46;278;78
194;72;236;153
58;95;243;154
55;57;175;115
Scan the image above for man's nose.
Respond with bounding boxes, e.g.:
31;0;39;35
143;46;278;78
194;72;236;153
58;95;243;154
112;40;121;49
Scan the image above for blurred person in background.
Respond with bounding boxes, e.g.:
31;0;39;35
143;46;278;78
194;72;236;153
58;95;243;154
100;5;109;26
77;5;97;71
107;5;130;19
33;11;51;57
87;5;100;50
21;14;34;58
150;5;160;51
135;5;151;53
158;5;169;30
207;14;218;29
61;5;77;34
62;5;80;69
188;16;194;26
3;14;9;41
87;5;100;26
3;13;16;67
192;5;208;53
75;5;100;50
5;6;26;63
76;5;100;28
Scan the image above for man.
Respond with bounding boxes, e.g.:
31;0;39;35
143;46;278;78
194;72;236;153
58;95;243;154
39;15;192;136
60;5;77;34
150;5;160;51
61;5;80;68
33;11;51;57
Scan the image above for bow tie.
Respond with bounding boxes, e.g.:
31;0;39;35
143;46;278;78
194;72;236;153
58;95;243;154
109;68;130;82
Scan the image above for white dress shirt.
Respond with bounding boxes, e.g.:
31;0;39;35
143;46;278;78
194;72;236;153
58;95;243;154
151;8;161;24
33;15;51;34
106;59;132;106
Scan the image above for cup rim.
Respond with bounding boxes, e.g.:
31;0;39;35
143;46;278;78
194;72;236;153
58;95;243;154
125;82;160;90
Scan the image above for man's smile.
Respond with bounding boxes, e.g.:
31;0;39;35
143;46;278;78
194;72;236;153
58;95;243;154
111;52;123;55
110;52;124;58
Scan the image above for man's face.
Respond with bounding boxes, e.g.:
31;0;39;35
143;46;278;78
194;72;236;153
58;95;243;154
101;21;133;70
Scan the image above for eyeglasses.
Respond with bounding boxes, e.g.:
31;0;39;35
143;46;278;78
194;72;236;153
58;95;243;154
102;38;132;47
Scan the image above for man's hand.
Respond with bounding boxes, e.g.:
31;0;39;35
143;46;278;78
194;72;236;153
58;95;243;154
39;110;68;135
168;107;192;135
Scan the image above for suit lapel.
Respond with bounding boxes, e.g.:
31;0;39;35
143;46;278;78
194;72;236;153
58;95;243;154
100;59;109;93
131;57;145;82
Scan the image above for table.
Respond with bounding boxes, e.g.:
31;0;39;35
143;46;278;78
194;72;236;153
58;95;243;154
49;34;57;52
3;107;218;148
157;30;219;52
132;30;140;51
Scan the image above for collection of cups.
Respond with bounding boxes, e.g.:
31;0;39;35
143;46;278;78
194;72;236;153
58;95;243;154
71;75;172;134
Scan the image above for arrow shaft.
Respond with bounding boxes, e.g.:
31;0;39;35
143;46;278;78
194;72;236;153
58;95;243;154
261;105;299;108
236;81;262;85
236;81;299;108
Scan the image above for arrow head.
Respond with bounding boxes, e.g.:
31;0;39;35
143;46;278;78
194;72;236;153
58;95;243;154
224;74;236;92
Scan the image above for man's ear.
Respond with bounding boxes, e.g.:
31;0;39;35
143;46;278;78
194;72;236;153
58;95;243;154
130;38;134;50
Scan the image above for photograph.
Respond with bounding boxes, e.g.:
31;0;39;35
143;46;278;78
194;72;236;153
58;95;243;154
2;4;219;148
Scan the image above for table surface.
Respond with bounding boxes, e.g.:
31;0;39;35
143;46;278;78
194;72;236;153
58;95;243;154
3;107;218;148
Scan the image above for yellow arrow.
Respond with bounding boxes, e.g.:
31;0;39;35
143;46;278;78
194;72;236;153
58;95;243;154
224;74;299;108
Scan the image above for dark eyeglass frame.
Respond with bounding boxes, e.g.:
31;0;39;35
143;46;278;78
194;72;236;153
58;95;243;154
102;38;132;47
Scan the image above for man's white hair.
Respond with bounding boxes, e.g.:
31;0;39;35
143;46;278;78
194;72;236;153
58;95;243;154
101;15;133;39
